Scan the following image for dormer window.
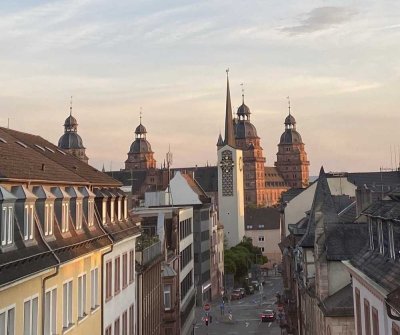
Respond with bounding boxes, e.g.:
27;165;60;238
62;202;69;233
102;201;107;224
378;220;384;255
110;200;115;223
1;206;14;246
76;201;82;230
24;204;34;241
88;200;94;227
389;222;396;260
117;199;122;221
124;198;128;220
368;218;374;250
45;203;54;236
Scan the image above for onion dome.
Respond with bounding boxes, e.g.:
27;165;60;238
235;121;258;139
279;129;303;144
237;102;251;119
129;138;152;154
135;123;147;135
64;115;78;128
285;114;296;126
58;132;85;149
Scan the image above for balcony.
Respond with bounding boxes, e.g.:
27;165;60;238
136;236;162;266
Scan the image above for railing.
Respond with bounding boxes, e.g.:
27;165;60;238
137;240;162;266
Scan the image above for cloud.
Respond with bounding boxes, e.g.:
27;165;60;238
281;6;357;35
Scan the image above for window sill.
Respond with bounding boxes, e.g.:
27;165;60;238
77;313;88;325
63;323;75;334
91;305;100;315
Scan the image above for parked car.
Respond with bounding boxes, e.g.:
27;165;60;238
231;289;242;300
238;288;246;298
260;309;276;322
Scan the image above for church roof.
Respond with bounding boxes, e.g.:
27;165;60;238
279;129;303;144
129;138;153;154
58;132;85;149
235;120;258;139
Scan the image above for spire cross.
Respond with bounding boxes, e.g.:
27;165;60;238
241;83;245;103
70;96;73;116
139;107;142;124
287;96;291;115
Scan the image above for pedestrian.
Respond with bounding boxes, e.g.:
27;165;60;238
220;302;225;315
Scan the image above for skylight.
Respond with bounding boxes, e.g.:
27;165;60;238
16;141;27;148
45;146;55;153
35;144;45;151
0;137;7;143
56;148;66;155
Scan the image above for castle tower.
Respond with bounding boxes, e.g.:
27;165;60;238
125;115;156;170
234;93;267;206
275;100;309;188
217;71;245;248
58;100;89;164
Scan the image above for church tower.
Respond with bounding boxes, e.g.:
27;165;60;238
125;115;156;170
217;71;245;248
275;100;309;188
234;93;268;206
58;100;89;164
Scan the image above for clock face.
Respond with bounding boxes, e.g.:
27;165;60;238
239;157;243;171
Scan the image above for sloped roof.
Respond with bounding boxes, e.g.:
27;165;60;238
181;173;210;203
245;207;280;230
325;223;368;260
319;284;354;317
0;127;119;186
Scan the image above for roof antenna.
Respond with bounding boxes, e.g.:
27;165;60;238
287;96;291;115
70;96;73;116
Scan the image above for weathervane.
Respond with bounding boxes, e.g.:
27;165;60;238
241;83;245;103
139;107;143;124
70;96;73;116
287;96;291;115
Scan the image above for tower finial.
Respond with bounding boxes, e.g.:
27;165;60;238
70;96;73;116
287;96;291;115
139;107;142;124
241;83;244;104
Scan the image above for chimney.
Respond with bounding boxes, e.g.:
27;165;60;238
356;185;372;217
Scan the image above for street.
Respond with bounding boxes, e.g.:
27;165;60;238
193;275;283;335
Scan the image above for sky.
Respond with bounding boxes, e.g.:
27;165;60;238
0;0;400;175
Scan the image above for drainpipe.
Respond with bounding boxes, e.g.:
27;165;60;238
37;210;61;335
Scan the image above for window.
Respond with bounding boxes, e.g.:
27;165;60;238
24;204;34;241
44;203;54;236
61;202;69;233
124;199;128;220
122;253;128;289
63;280;72;328
258;236;264;242
105;326;112;335
364;299;371;335
0;306;15;335
90;268;99;309
368;218;374;250
110;200;115;223
117;199;122;221
129;249;135;284
180;245;193;270
378;220;384;255
180;270;193;302
355;288;362;335
261;247;265;252
76;202;82;230
389;223;396;259
164;285;172;310
114;257;121;294
114;317;120;335
24;296;38;335
106;261;112;300
122;311;127;335
372;307;379;335
129;304;134;335
88;200;94;227
63;280;73;328
1;206;14;246
78;274;87;319
44;288;57;335
102;201;107;224
179;218;192;240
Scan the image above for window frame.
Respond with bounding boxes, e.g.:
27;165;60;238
78;273;87;319
23;295;39;335
62;279;73;329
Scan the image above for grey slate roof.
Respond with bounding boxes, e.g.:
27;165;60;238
325;223;368;260
338;201;357;223
245;207;280;230
319;284;354;317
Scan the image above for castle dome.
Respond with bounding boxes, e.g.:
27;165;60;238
58;132;85;149
237;102;251;118
279;129;303;144
135;123;147;134
235;121;258;139
285;114;296;126
129;139;152;154
64;115;78;128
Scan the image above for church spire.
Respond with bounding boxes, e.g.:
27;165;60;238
224;69;235;147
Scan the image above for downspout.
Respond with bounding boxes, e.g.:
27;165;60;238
37;210;61;335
